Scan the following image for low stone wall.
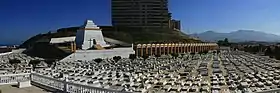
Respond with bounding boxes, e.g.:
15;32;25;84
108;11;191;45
0;49;26;56
60;47;135;62
0;52;12;56
11;49;26;53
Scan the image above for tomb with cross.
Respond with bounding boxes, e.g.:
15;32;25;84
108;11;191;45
75;20;110;50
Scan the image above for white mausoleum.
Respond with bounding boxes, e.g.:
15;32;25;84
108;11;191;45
52;20;135;61
75;20;110;50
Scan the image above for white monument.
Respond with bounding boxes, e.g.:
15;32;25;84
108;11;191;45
75;20;110;50
59;20;135;62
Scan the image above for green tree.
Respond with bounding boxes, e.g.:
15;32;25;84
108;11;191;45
275;55;280;60
113;56;122;62
259;44;264;52
217;38;230;46
9;59;21;72
171;53;179;58
29;60;41;71
190;52;195;55
224;38;229;46
265;47;273;56
94;58;103;63
217;40;224;46
142;55;149;61
203;50;208;54
181;54;185;57
129;54;137;61
213;51;217;54
190;52;196;58
47;31;52;35
217;50;221;54
155;54;161;58
44;59;56;67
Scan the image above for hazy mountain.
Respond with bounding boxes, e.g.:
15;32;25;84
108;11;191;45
191;30;280;42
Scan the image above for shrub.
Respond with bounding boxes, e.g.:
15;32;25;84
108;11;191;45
142;55;149;60
94;58;103;63
129;54;137;60
113;56;122;62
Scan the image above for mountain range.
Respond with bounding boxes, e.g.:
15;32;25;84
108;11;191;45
191;30;280;42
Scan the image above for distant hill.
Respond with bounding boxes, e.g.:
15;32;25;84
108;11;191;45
19;26;203;59
191;30;280;42
20;26;202;48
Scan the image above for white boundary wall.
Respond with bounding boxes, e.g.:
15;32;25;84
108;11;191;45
0;73;30;85
0;52;12;56
0;73;130;93
60;47;135;62
0;49;26;56
0;73;279;93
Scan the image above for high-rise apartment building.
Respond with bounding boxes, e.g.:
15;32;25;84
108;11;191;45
111;0;171;28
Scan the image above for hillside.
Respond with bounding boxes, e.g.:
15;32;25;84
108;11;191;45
191;30;280;42
20;26;202;48
23;43;71;59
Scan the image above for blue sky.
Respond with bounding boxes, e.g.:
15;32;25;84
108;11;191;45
1;0;280;44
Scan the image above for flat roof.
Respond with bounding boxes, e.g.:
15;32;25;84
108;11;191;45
50;36;75;44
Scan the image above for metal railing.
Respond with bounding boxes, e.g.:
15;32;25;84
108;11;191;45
0;73;30;85
31;73;65;91
0;73;280;93
31;73;131;93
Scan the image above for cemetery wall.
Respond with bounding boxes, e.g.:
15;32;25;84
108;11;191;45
60;47;135;62
0;52;12;56
11;49;26;53
0;49;26;56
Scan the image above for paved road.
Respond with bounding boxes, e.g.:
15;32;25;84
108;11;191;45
0;84;51;93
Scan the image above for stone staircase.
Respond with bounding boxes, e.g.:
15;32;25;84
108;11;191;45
94;44;105;50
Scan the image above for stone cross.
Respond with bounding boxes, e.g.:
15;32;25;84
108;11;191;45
88;39;93;48
88;39;97;48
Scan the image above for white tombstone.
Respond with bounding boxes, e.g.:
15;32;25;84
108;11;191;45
75;20;110;50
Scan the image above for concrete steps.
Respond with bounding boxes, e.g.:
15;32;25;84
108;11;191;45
94;44;105;50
